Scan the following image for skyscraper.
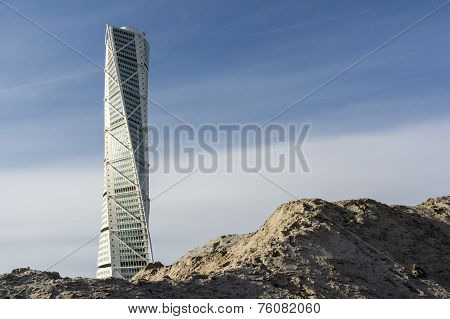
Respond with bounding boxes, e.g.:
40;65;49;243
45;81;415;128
96;25;152;280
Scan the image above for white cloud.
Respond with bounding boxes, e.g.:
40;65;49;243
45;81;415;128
0;119;449;277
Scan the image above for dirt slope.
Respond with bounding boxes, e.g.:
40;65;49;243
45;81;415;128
134;196;450;298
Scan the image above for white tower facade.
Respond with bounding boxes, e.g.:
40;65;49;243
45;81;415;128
97;25;152;280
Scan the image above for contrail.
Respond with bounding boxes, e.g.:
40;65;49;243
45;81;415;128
238;1;410;39
0;69;100;95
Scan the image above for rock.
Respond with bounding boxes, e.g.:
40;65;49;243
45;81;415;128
0;196;449;298
135;262;164;276
411;265;427;279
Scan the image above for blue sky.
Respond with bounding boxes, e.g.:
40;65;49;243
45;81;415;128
1;0;449;166
0;0;449;277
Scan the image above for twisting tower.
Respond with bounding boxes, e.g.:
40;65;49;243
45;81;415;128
96;25;152;280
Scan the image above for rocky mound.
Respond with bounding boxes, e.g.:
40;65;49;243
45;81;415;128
1;196;449;298
134;196;450;298
0;267;254;298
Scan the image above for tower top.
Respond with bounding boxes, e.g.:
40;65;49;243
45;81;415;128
119;26;139;33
